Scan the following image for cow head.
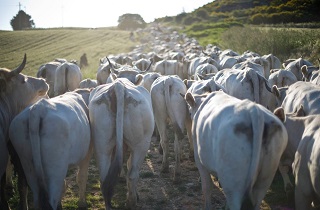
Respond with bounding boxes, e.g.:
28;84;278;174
274;104;305;123
0;54;49;114
0;54;26;92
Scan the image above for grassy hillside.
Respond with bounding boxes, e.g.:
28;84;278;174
0;27;138;78
156;0;320;26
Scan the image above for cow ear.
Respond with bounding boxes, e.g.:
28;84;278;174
184;79;194;89
295;104;306;117
273;107;285;122
110;73;117;82
301;65;308;77
185;92;196;108
272;85;280;97
135;74;143;85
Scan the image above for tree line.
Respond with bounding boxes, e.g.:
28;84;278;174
10;10;145;31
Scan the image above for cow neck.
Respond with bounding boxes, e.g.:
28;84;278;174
0;93;19;140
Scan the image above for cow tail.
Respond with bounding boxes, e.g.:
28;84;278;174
65;65;69;92
164;78;184;139
29;102;52;209
248;69;260;104
278;71;285;87
242;105;264;209
103;81;124;208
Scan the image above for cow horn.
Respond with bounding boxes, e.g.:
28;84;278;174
145;60;153;72
9;54;27;78
202;50;209;56
106;57;120;74
106;57;115;72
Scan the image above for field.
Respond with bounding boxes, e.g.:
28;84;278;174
0;27;138;78
1;26;318;209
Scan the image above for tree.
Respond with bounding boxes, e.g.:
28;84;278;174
10;10;35;30
117;13;146;30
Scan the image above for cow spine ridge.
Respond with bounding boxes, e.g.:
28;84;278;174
243;105;264;208
28;100;52;209
103;81;124;207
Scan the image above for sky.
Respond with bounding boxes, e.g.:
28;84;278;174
0;0;212;31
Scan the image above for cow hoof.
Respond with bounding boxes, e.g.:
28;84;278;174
5;186;14;199
286;190;295;208
16;203;28;210
0;202;10;210
57;203;63;210
158;145;163;155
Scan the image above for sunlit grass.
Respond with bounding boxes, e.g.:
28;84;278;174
0;27;138;78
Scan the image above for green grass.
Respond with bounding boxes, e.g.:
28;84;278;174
0;27;138;78
220;25;320;64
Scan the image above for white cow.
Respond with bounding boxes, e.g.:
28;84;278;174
185;91;288;210
89;78;154;209
139;72;162;92
268;69;297;88
37;61;61;97
281;81;320;115
188;56;218;79
54;62;82;96
218;55;242;70
214;68;275;110
153;59;185;79
96;57;122;85
262;54;282;70
105;58;151;84
132;58;152;71
232;60;265;78
0;54;49;210
274;106;320;210
150;75;193;182
79;78;98;89
283;58;313;81
185;78;225;95
194;63;218;80
301;64;320;85
9;89;92;210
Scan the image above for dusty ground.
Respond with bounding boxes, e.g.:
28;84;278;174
131;136;226;210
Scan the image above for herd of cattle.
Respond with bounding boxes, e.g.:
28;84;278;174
1;25;320;210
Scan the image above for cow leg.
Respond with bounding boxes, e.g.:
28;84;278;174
278;164;294;204
17;171;28;210
156;120;169;173
5;159;14;198
76;144;93;209
154;128;162;155
0;140;10;210
295;185;312;210
96;151;113;209
198;165;213;210
194;152;213;210
173;131;182;183
1;172;10;210
7;141;28;210
47;168;68;210
126;141;149;209
185;116;194;160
